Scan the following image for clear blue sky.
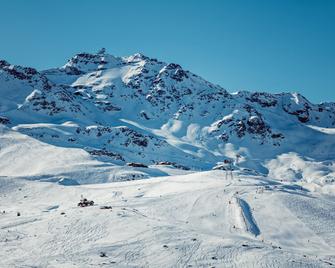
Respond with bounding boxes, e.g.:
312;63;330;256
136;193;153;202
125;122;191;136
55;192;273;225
1;0;334;103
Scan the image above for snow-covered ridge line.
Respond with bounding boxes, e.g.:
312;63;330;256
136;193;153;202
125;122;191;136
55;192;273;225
1;49;335;183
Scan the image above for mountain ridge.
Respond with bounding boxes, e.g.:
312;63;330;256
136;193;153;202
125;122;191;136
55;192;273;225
1;49;335;183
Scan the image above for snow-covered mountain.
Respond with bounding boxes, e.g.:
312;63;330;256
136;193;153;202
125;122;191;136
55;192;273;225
1;50;335;267
0;50;335;183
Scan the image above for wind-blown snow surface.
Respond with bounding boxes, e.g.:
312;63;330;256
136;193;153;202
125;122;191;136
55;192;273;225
1;51;335;267
1;172;335;267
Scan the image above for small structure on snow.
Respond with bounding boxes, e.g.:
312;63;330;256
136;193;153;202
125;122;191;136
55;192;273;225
78;196;94;207
212;159;234;180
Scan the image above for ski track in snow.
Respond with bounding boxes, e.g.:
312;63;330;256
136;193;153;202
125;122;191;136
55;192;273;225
236;197;260;237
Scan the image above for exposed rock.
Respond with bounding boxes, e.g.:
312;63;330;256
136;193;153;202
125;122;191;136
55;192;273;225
0;116;10;125
126;162;148;168
88;149;124;161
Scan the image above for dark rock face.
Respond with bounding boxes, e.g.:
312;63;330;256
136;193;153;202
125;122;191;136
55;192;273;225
0;116;10;125
29;94;64;115
219;132;229;142
297;114;309;123
126;162;148;168
71;53;100;65
271;133;284;139
64;66;83;75
0;60;10;68
171;68;188;82
280;93;312;123
247;92;278;107
88;149;124;161
0;60;51;91
6;67;35;80
26;88;82;115
156;161;190;170
283;105;310;123
95;101;121;112
0;62;38;80
247;116;268;135
235;120;247;138
216;116;233;128
119;127;149;148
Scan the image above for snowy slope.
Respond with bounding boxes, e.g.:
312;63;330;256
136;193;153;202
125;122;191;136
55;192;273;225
0;125;190;184
1;171;334;267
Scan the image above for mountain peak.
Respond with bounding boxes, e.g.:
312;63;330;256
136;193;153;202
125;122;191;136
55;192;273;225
0;60;10;68
62;51;121;73
1;51;335;174
97;47;106;55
